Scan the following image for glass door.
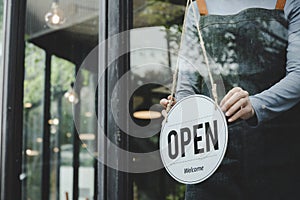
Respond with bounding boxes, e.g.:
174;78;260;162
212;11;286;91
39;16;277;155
23;0;99;199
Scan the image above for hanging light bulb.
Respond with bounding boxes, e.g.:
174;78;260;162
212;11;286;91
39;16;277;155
64;82;79;104
45;1;66;29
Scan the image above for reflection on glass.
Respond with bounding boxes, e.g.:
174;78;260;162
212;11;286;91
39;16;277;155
64;83;79;104
50;55;75;200
22;43;45;200
133;110;162;120
131;0;186;199
23;0;99;198
44;1;66;29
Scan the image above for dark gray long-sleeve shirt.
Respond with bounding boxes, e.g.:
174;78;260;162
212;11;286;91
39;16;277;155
176;0;300;125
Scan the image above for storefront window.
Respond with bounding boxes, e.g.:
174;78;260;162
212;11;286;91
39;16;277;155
21;0;186;199
130;0;186;199
23;0;99;199
22;43;45;200
49;56;75;200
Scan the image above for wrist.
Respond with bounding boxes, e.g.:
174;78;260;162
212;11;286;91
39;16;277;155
245;109;258;126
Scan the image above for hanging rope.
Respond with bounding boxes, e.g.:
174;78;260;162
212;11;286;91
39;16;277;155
166;0;218;121
189;0;218;106
166;0;191;114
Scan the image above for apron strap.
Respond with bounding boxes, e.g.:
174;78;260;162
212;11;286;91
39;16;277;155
275;0;286;10
196;0;208;16
196;0;286;15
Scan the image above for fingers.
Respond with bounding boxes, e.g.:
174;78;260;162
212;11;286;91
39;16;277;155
220;87;248;111
220;87;254;123
160;95;176;109
160;96;176;125
161;109;167;118
227;103;254;122
160;98;169;108
220;87;239;108
225;96;247;117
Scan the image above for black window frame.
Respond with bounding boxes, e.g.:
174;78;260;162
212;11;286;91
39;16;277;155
98;0;133;199
0;0;27;199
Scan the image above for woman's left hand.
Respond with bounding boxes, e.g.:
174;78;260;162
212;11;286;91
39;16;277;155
220;87;255;122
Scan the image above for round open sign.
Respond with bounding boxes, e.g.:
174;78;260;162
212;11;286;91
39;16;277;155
160;95;228;184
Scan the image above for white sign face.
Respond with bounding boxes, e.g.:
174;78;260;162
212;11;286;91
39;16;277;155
160;95;228;184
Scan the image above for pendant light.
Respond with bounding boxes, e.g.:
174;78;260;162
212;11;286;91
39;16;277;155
45;0;66;29
64;82;79;104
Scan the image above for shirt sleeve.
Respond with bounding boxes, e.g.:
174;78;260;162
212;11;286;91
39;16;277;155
249;0;300;125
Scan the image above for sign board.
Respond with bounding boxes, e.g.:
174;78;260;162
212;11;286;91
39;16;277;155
160;95;228;184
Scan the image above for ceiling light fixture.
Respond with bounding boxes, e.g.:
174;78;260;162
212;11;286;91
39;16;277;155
133;110;162;120
26;149;39;157
24;102;32;109
64;82;79;104
79;133;96;141
45;0;66;29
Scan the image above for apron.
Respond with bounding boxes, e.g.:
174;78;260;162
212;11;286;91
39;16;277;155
185;7;300;200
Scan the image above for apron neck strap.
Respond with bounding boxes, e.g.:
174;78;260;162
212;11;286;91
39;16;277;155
196;0;286;16
196;0;208;16
275;0;286;10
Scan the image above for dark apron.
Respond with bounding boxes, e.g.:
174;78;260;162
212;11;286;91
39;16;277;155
186;8;300;200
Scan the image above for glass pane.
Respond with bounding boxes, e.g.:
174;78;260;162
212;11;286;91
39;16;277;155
22;42;45;200
131;0;186;199
78;68;97;200
24;0;99;199
50;55;75;200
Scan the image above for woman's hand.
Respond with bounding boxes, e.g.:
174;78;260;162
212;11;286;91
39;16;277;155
160;95;176;118
220;87;255;122
160;95;176;109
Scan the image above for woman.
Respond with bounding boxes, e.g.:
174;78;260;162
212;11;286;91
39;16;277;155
161;0;300;199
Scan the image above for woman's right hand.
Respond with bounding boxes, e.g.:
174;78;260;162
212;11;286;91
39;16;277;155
160;95;177;118
160;95;176;108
